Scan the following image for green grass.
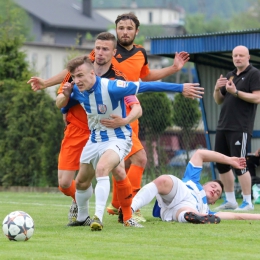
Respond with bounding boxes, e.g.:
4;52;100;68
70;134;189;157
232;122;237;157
1;192;260;260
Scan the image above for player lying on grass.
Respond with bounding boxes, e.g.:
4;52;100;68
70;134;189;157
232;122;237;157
119;149;260;224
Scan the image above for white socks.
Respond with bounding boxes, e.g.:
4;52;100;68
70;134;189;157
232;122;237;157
76;184;93;222
225;192;237;204
94;176;110;221
131;182;158;212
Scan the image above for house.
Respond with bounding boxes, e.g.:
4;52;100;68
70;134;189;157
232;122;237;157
15;0;112;45
93;0;186;36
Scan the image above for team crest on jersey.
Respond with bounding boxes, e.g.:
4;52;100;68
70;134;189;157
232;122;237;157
98;104;107;114
116;80;127;88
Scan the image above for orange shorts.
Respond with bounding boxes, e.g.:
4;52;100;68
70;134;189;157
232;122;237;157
58;123;90;171
124;131;144;161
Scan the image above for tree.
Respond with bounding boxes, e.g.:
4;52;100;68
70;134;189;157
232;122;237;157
172;94;201;164
138;92;173;180
0;36;64;187
0;0;32;41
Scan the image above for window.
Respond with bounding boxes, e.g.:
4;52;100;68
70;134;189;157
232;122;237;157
149;12;153;23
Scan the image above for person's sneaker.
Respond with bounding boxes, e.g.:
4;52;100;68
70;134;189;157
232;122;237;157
215;200;238;210
234;201;254;211
106;203;119;215
123;218;144;228
184;212;221;224
67;216;91;226
132;210;146;222
68;200;78;223
90;215;103;231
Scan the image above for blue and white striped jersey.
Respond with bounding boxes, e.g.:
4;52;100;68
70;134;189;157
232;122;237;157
182;162;212;214
70;76;183;143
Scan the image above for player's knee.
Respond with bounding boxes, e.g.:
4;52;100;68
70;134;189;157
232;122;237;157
153;175;172;193
130;149;147;167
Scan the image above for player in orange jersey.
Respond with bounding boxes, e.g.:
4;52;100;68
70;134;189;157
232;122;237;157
28;32;142;225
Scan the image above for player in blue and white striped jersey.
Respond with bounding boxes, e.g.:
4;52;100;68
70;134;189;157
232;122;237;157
61;55;204;230
129;149;251;224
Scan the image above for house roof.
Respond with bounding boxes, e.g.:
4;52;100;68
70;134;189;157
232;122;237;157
15;0;112;31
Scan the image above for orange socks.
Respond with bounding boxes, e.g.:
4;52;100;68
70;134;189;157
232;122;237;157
116;177;132;221
127;165;144;196
111;165;144;209
58;180;76;201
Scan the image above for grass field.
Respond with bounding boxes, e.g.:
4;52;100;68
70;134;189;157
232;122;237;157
1;191;260;260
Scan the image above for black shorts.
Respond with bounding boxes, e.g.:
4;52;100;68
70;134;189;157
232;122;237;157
215;130;250;176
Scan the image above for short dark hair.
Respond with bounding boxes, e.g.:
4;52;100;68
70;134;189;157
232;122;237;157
66;55;93;73
96;32;117;49
115;12;140;29
213;179;224;193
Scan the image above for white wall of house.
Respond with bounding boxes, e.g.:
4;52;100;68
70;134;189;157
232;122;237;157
21;41;163;98
21;42;94;98
95;8;184;26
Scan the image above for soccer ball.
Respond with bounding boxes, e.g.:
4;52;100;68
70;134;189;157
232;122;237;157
2;211;34;241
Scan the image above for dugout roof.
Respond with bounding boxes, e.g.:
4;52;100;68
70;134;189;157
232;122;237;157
149;29;260;178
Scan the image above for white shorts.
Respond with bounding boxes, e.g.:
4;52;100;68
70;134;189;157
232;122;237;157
156;175;198;222
80;139;132;169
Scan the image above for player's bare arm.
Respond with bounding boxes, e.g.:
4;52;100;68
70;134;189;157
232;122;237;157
27;69;68;91
56;82;73;109
141;52;190;82
100;104;142;128
182;83;204;99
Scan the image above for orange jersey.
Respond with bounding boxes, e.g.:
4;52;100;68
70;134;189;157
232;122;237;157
89;43;150;81
113;43;150;81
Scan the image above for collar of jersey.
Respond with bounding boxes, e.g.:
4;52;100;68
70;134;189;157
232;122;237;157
86;76;100;94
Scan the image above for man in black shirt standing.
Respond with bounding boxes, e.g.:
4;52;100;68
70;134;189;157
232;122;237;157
213;45;260;211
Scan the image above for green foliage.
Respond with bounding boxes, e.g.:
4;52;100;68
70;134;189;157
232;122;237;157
138;92;173;176
0;36;64;187
172;94;201;163
138;92;173;136
172;94;200;129
0;81;64;188
185;13;230;34
0;0;32;41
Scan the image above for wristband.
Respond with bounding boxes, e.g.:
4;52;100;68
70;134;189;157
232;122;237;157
234;90;238;97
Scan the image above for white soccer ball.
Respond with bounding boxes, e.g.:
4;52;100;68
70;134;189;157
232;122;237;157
2;211;34;241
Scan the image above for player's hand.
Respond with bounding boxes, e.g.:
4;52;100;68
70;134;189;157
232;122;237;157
27;77;46;91
182;83;204;99
62;82;73;97
225;79;237;95
215;74;227;92
230;157;247;169
100;114;126;128
172;51;190;71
